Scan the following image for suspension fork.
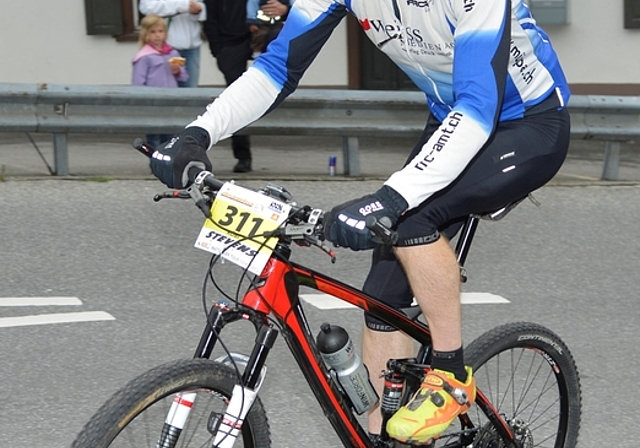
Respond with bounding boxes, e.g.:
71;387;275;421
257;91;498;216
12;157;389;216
193;303;226;360
156;304;278;448
210;323;277;448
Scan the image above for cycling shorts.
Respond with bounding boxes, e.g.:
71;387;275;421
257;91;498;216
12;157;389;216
364;93;570;331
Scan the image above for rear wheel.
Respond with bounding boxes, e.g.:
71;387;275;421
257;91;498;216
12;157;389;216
72;359;271;448
431;322;581;448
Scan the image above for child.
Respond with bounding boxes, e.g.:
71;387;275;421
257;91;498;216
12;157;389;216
132;14;189;150
246;0;290;58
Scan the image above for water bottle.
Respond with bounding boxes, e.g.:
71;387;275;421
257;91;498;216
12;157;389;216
316;323;379;414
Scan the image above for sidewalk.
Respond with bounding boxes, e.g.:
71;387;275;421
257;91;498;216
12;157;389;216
1;132;640;185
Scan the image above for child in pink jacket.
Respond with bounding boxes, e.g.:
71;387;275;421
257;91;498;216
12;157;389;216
132;14;188;148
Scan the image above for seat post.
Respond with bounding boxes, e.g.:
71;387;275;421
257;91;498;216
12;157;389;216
455;214;480;267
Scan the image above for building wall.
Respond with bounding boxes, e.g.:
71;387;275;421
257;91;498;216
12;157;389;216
2;0;347;87
544;1;640;93
1;0;639;91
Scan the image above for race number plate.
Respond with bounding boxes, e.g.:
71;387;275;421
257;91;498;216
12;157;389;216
194;183;291;275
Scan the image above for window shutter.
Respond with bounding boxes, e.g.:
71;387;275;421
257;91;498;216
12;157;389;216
85;0;124;35
625;0;640;29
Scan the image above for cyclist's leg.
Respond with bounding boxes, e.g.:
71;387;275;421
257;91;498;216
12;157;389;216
396;238;462;352
360;120;461;434
367;102;570;442
361;244;415;433
362;324;413;433
393;102;570;351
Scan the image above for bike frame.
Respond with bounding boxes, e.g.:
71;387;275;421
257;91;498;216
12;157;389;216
191;214;518;448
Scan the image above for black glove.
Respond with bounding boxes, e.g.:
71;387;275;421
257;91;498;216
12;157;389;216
150;127;212;188
324;186;408;251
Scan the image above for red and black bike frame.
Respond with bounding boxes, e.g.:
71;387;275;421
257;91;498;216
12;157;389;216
192;215;518;448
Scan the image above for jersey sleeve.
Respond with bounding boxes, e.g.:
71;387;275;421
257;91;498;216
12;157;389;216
385;0;512;209
189;0;347;147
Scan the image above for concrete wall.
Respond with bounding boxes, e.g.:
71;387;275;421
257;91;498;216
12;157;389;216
1;0;638;88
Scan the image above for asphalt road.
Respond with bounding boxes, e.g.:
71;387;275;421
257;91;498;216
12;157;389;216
1;179;639;447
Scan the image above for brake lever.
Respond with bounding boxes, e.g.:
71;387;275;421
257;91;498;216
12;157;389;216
153;190;191;202
187;184;212;219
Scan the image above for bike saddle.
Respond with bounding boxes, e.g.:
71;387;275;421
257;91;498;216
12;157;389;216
479;193;540;222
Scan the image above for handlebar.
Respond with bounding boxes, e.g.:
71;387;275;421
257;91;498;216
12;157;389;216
132;138;398;246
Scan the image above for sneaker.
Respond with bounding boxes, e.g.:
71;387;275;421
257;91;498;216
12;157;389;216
386;366;476;444
233;159;252;173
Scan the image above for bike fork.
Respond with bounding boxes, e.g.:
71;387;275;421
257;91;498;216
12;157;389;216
158;308;277;448
211;325;277;447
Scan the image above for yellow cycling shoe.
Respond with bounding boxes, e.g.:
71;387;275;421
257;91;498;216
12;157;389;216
386;366;476;444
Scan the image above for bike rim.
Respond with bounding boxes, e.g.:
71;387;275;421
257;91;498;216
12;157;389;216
108;387;257;448
469;345;569;448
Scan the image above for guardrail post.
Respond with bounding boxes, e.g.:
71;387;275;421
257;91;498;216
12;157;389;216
342;136;360;176
52;133;69;176
601;141;620;181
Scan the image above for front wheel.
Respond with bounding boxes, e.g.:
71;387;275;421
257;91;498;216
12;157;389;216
463;321;581;448
72;359;271;448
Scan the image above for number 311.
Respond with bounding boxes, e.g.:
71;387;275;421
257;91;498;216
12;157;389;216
216;205;265;239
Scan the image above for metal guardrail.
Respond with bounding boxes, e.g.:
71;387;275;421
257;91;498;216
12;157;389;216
1;82;639;178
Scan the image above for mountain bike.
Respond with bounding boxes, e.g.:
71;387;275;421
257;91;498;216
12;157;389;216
72;144;581;447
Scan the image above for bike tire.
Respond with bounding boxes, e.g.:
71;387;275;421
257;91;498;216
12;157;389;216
72;358;271;448
462;321;582;448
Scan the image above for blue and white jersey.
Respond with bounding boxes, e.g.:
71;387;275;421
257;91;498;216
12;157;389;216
190;0;570;208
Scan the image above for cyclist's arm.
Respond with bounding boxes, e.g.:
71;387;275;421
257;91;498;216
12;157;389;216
384;2;511;209
189;0;348;147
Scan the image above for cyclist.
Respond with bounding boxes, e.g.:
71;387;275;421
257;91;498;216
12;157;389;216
149;0;570;443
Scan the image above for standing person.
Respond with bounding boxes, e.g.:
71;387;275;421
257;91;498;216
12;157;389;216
246;0;291;58
148;0;571;444
132;14;188;150
201;0;253;173
139;0;206;88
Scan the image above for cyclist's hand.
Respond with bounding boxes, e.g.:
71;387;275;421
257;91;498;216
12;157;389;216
324;186;408;250
150;127;212;188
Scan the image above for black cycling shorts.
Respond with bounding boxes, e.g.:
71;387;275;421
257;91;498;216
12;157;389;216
364;93;570;331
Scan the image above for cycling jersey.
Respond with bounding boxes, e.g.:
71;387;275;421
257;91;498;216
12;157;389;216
189;0;570;209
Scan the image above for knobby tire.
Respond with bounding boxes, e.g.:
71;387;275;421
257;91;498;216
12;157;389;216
460;321;581;448
72;359;271;448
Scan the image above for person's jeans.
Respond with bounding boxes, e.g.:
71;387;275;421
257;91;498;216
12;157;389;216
177;47;201;88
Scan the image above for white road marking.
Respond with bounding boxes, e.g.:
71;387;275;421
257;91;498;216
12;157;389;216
0;297;115;328
300;292;509;310
0;297;82;306
460;292;510;304
0;311;115;328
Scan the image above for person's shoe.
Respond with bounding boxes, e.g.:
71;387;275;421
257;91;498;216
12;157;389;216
386;366;476;444
233;159;252;173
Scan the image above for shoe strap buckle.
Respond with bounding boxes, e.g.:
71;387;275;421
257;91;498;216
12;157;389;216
442;381;470;406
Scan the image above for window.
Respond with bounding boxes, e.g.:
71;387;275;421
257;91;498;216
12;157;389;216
528;0;568;26
624;0;640;29
84;0;140;41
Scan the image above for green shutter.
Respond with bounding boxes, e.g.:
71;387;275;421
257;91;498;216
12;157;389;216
85;0;124;35
625;0;640;29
